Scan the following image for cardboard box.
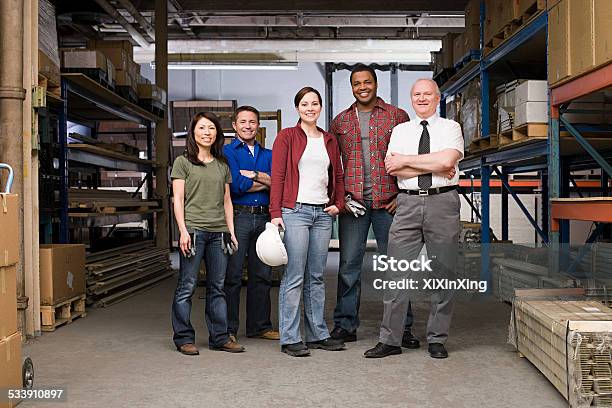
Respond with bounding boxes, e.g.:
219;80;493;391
594;0;612;67
516;80;548;105
0;194;19;268
464;0;481;27
485;0;520;42
441;32;459;68
39;244;86;306
137;84;167;104
62;49;106;69
38;49;61;86
128;61;141;79
0;265;17;340
548;0;570;85
547;0;562;8
0;332;21;408
94;47;128;72
515;101;548;126
569;0;595;77
114;69;135;89
464;24;480;52
87;39;133;60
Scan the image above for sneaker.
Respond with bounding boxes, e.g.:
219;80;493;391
330;327;357;342
306;337;346;351
281;342;311;357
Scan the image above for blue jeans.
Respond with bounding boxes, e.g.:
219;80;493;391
279;203;333;345
224;211;273;337
172;230;230;348
334;200;413;332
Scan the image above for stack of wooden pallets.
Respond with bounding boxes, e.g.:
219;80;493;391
85;241;175;307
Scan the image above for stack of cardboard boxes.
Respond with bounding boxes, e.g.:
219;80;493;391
548;0;612;86
453;0;481;66
0;192;22;407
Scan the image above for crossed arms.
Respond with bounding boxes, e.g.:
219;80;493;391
384;149;462;180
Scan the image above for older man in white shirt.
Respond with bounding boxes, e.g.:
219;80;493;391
364;78;463;359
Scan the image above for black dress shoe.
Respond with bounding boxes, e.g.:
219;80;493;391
364;342;402;358
330;327;357;342
401;330;420;349
428;343;448;359
306;337;346;351
281;342;311;357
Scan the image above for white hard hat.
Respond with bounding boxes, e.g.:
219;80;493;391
256;222;288;267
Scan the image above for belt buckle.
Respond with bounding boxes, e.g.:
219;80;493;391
418;190;429;196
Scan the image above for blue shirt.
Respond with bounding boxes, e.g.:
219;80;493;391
223;138;272;206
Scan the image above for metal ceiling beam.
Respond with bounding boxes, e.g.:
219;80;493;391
167;0;196;37
116;0;156;40
93;0;151;48
184;14;464;28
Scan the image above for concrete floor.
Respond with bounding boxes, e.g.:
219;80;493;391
22;252;566;408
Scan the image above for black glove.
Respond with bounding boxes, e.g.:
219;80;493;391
222;232;237;255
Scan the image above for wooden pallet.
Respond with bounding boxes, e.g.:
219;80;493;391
468;134;499;153
38;74;60;98
484;2;546;55
41;294;87;332
500;123;548;146
116;86;138;104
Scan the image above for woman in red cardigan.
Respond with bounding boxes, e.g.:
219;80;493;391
270;86;346;357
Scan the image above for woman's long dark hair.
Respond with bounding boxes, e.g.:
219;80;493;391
185;111;227;165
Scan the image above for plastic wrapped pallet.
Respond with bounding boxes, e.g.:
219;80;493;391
510;292;612;407
39;0;59;67
459;79;481;149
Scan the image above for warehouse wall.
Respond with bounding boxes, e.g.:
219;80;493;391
141;63;431;148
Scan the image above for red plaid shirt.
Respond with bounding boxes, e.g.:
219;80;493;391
330;97;410;209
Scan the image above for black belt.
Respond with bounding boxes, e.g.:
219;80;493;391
297;202;326;208
401;185;457;196
234;204;269;214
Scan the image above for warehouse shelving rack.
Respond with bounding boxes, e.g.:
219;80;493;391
57;72;163;245
439;3;612;282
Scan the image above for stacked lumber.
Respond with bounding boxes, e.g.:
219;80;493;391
69;188;158;214
511;291;612;407
86;241;175;307
69;133;140;157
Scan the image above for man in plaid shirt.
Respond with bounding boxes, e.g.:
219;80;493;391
329;64;418;347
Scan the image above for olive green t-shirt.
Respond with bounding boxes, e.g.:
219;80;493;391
170;155;232;232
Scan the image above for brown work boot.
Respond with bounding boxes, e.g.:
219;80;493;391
211;339;245;353
176;343;199;355
259;330;280;340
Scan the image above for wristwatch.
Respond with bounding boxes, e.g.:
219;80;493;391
253;170;259;181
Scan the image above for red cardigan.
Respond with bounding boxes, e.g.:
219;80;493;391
270;123;345;219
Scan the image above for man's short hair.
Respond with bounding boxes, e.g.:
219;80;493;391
410;78;441;97
350;64;378;84
233;105;260;123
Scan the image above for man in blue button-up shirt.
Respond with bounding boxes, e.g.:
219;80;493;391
223;106;279;341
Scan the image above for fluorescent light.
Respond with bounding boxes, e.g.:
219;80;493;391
151;61;298;71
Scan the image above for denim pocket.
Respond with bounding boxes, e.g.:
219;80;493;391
281;204;301;214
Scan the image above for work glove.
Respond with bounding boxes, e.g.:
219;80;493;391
222;232;237;256
345;194;366;217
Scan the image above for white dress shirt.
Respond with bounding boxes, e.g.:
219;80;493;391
387;113;464;190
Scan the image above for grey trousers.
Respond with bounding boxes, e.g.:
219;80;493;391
378;190;461;346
